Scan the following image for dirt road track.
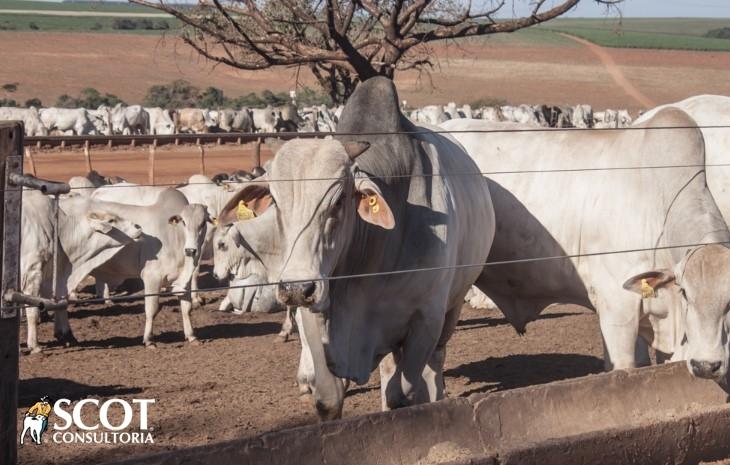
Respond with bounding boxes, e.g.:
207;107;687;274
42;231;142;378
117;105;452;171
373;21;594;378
561;33;657;109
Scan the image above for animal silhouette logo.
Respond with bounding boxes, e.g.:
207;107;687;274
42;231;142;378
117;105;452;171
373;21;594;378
20;396;52;446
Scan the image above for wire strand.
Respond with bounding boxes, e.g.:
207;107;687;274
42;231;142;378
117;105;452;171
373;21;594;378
45;239;729;309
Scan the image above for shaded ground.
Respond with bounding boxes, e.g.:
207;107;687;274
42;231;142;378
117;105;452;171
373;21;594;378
3;31;730;113
17;288;602;465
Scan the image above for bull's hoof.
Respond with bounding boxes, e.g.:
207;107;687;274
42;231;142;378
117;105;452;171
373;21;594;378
55;332;78;347
192;299;203;310
145;342;157;349
188;337;202;346
29;346;44;355
275;333;290;343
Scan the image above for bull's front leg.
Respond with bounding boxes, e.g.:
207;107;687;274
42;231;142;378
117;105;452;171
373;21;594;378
26;307;42;354
53;309;77;347
382;310;443;410
142;277;162;348
595;294;641;370
277;307;295;342
191;263;203;309
179;291;199;345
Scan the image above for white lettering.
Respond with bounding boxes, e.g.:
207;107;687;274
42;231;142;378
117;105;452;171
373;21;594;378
53;399;73;430
73;399;100;430
133;399;155;430
100;399;133;431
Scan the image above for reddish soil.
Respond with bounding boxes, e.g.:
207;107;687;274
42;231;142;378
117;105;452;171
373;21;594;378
2;31;730;114
25;143;275;185
17;295;602;465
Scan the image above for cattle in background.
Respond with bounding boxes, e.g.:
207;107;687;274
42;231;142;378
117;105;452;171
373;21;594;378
110;104;149;135
218;77;495;419
175;108;213;134
87;105;113;136
40;108;97;135
251;106;278;133
145;107;176;135
0;107;48;136
443;110;730;381
21;190;143;353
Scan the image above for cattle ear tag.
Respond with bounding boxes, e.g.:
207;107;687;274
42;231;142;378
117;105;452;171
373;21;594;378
212;217;219;226
223;183;233;192
367;195;380;214
236;200;256;221
640;279;656;299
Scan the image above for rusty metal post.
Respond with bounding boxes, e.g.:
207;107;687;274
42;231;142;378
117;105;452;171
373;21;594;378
83;140;92;173
254;137;262;168
198;144;206;176
24;148;36;176
148;140;156;186
0;122;24;465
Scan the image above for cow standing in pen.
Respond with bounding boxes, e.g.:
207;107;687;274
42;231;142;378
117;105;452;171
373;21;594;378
219;77;495;419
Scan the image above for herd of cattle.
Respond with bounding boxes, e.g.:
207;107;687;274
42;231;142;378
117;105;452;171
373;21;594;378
1;98;632;138
15;79;730;421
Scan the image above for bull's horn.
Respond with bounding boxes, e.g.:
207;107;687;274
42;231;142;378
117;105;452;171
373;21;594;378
343;141;370;160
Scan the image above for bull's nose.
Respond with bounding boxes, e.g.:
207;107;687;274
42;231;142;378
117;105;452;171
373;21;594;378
690;359;723;378
277;281;317;306
184;248;197;257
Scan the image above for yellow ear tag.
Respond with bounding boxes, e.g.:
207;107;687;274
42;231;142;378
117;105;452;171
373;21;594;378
223;183;233;192
212;217;219;226
236;201;255;221
368;195;380;214
640;279;656;299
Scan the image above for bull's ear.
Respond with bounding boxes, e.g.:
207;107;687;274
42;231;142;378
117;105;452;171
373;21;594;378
343;141;370;160
168;215;182;225
87;212;113;234
355;177;394;230
623;270;675;299
219;182;272;226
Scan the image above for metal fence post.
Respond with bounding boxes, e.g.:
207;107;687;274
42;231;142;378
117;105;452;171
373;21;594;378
0;122;24;465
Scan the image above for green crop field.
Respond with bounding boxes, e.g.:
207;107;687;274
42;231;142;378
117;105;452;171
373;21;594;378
542;17;730;51
0;13;178;33
0;0;154;13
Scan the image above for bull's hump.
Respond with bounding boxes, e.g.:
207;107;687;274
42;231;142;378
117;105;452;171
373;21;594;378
337;77;403;135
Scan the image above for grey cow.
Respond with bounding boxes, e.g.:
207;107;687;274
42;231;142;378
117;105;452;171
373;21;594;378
218;77;495;419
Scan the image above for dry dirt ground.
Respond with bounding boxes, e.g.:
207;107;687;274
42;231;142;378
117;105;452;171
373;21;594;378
17;294;602;465
2;31;730;113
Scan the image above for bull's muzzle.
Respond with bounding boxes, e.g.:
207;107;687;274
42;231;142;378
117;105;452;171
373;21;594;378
690;359;723;379
277;281;317;306
184;248;197;257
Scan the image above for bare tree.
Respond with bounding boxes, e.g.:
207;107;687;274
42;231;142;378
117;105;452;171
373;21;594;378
130;0;621;103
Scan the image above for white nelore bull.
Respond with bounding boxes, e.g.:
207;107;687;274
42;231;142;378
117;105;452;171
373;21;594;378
443;111;730;381
39;108;97;135
0;107;48;136
145;107;176;135
218;77;495;419
21;191;143;353
87;189;210;346
634;95;730;226
111;104;149;135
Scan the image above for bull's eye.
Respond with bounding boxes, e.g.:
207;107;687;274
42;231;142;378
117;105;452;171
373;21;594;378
679;287;687;299
108;218;115;224
217;241;226;251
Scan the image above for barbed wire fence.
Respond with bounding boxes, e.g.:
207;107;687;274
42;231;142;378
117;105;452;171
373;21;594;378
7;122;730;313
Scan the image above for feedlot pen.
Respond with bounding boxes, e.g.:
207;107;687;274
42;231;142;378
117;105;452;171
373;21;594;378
2;125;730;465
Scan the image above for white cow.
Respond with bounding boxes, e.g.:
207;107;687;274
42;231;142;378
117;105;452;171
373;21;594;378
87;189;210;346
634;95;730;225
443;112;730;380
111;104;149;135
21;190;143;353
0;107;48;136
87;105;113;136
39;108;97;135
251;107;277;133
145;107;176;135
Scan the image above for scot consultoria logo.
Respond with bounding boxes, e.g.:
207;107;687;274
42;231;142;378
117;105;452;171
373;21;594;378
19;396;156;446
20;396;52;445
